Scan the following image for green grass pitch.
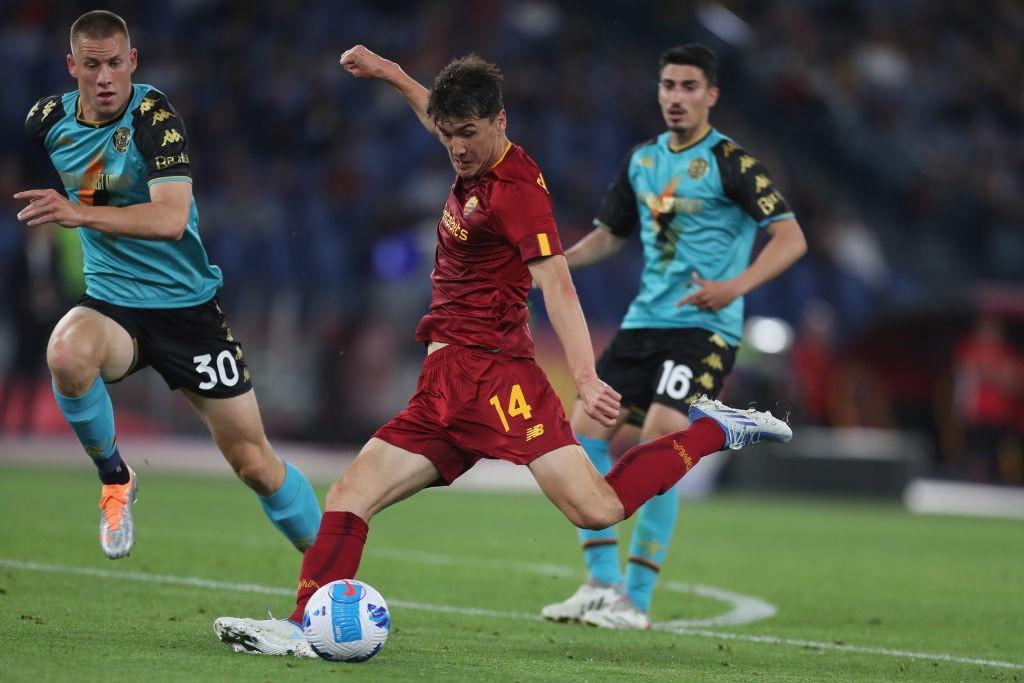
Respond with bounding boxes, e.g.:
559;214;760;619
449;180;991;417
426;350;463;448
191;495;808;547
1;464;1021;681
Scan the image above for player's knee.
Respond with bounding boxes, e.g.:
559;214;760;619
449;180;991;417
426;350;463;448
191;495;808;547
226;439;277;490
324;476;374;520
570;496;622;531
47;336;98;394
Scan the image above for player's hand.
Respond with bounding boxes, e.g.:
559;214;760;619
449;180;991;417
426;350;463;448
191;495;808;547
340;45;393;80
14;189;82;228
676;272;742;312
575;374;621;428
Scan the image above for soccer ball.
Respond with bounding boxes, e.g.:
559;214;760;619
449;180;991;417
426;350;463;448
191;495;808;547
302;579;390;662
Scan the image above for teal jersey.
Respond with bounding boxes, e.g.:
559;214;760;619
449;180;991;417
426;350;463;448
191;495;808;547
24;84;222;308
595;128;793;345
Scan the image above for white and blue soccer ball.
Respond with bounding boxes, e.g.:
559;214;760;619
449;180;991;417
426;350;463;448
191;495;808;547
302;579;390;662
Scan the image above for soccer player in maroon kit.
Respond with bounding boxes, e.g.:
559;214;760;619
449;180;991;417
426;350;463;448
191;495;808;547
214;46;793;657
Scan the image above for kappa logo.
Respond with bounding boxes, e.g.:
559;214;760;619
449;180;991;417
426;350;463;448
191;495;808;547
161;129;183;147
525;424;545;441
298;578;320;591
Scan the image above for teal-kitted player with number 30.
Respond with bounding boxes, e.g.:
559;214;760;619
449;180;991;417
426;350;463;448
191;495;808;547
542;44;807;629
17;10;320;560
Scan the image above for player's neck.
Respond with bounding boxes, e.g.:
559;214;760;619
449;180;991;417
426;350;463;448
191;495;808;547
667;122;710;152
483;136;511;172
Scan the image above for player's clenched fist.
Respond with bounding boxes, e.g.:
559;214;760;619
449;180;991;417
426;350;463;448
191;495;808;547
339;45;392;80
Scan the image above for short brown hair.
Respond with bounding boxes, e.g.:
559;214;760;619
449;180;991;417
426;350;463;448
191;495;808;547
426;55;504;126
70;10;130;48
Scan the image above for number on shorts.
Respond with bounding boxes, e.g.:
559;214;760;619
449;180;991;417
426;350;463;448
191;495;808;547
193;350;240;390
655;360;692;400
489;384;533;432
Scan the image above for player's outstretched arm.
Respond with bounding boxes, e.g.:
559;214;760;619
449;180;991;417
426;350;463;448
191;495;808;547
677;217;807;311
14;180;191;241
340;45;437;137
529;255;621;427
564;224;627;270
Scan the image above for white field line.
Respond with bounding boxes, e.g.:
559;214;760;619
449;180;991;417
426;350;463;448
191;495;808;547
2;557;1021;671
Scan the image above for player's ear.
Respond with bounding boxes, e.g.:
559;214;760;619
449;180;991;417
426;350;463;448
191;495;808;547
67;52;77;78
707;86;720;108
129;47;138;74
495;109;507;134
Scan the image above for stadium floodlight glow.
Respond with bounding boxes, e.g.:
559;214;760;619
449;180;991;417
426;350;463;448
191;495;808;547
745;317;793;354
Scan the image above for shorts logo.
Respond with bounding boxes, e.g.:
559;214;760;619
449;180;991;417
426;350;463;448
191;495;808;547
113;127;131;153
672;439;694;471
696;372;715;390
462;195;479;216
525;424;545;441
688;158;708;179
708;334;728;348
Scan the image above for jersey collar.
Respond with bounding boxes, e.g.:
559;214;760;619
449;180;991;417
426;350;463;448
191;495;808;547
667;125;712;153
75;94;129;129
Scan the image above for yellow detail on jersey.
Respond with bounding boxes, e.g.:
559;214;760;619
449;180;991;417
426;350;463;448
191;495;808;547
26;101;40;120
489;141;513;170
739;155;756;173
709;333;728;348
672;439;694;471
139;97;158;114
757;190;783;216
462;195;479;216
536;172;549;194
537;233;551;256
41;100;57;120
161;129;183;146
441;206;469;241
696;372;715;390
150;109;174;125
525;424;545;441
702;352;724;371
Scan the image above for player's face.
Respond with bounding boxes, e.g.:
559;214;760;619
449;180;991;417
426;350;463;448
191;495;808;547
658;64;719;134
437;110;508;179
67;33;137;122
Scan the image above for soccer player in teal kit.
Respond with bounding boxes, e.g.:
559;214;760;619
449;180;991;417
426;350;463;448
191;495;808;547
542;44;807;629
212;45;794;658
17;10;320;559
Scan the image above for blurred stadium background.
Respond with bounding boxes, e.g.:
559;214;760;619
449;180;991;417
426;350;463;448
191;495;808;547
2;0;1023;502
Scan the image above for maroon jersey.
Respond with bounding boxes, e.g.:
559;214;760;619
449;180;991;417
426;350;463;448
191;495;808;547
415;142;563;358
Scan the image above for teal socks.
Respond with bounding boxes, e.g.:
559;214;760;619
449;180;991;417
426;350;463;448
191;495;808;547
259;461;322;552
53;377;128;483
625;483;678;612
577;435;621;586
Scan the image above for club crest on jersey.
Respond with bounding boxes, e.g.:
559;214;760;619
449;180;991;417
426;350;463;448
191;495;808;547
113;127;131;153
462;195;479;216
688;158;708;179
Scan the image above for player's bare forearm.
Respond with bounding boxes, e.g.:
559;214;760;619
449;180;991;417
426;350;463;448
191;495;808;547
15;184;190;240
564;225;627;270
340;45;437;136
529;255;620;426
733;218;807;295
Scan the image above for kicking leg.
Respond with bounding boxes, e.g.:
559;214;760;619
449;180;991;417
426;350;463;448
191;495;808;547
185;389;321;552
47;306;138;559
214;438;439;656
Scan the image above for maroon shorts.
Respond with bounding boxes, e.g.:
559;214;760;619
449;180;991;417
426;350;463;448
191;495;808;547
373;344;578;484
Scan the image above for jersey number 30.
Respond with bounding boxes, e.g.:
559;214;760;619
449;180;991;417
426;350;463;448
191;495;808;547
193;351;240;390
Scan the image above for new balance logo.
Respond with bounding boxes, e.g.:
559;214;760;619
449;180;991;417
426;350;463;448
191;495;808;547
526;424;545;441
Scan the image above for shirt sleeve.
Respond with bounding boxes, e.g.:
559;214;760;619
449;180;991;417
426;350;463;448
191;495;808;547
24;95;64;148
711;139;793;227
490;173;564;263
131;89;193;184
593;144;642;237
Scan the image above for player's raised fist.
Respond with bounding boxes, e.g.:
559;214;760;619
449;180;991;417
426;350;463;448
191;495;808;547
339;45;391;80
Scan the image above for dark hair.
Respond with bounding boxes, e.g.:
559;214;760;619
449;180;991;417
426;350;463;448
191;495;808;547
70;10;130;46
427;55;504;125
659;44;718;86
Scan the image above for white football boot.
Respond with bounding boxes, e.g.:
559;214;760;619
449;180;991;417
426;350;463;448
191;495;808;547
687;395;793;450
580;596;651;630
99;468;138;559
213;617;316;658
541;582;621;623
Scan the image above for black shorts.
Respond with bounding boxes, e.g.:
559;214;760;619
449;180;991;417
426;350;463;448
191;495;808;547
596;328;738;427
78;294;253;399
